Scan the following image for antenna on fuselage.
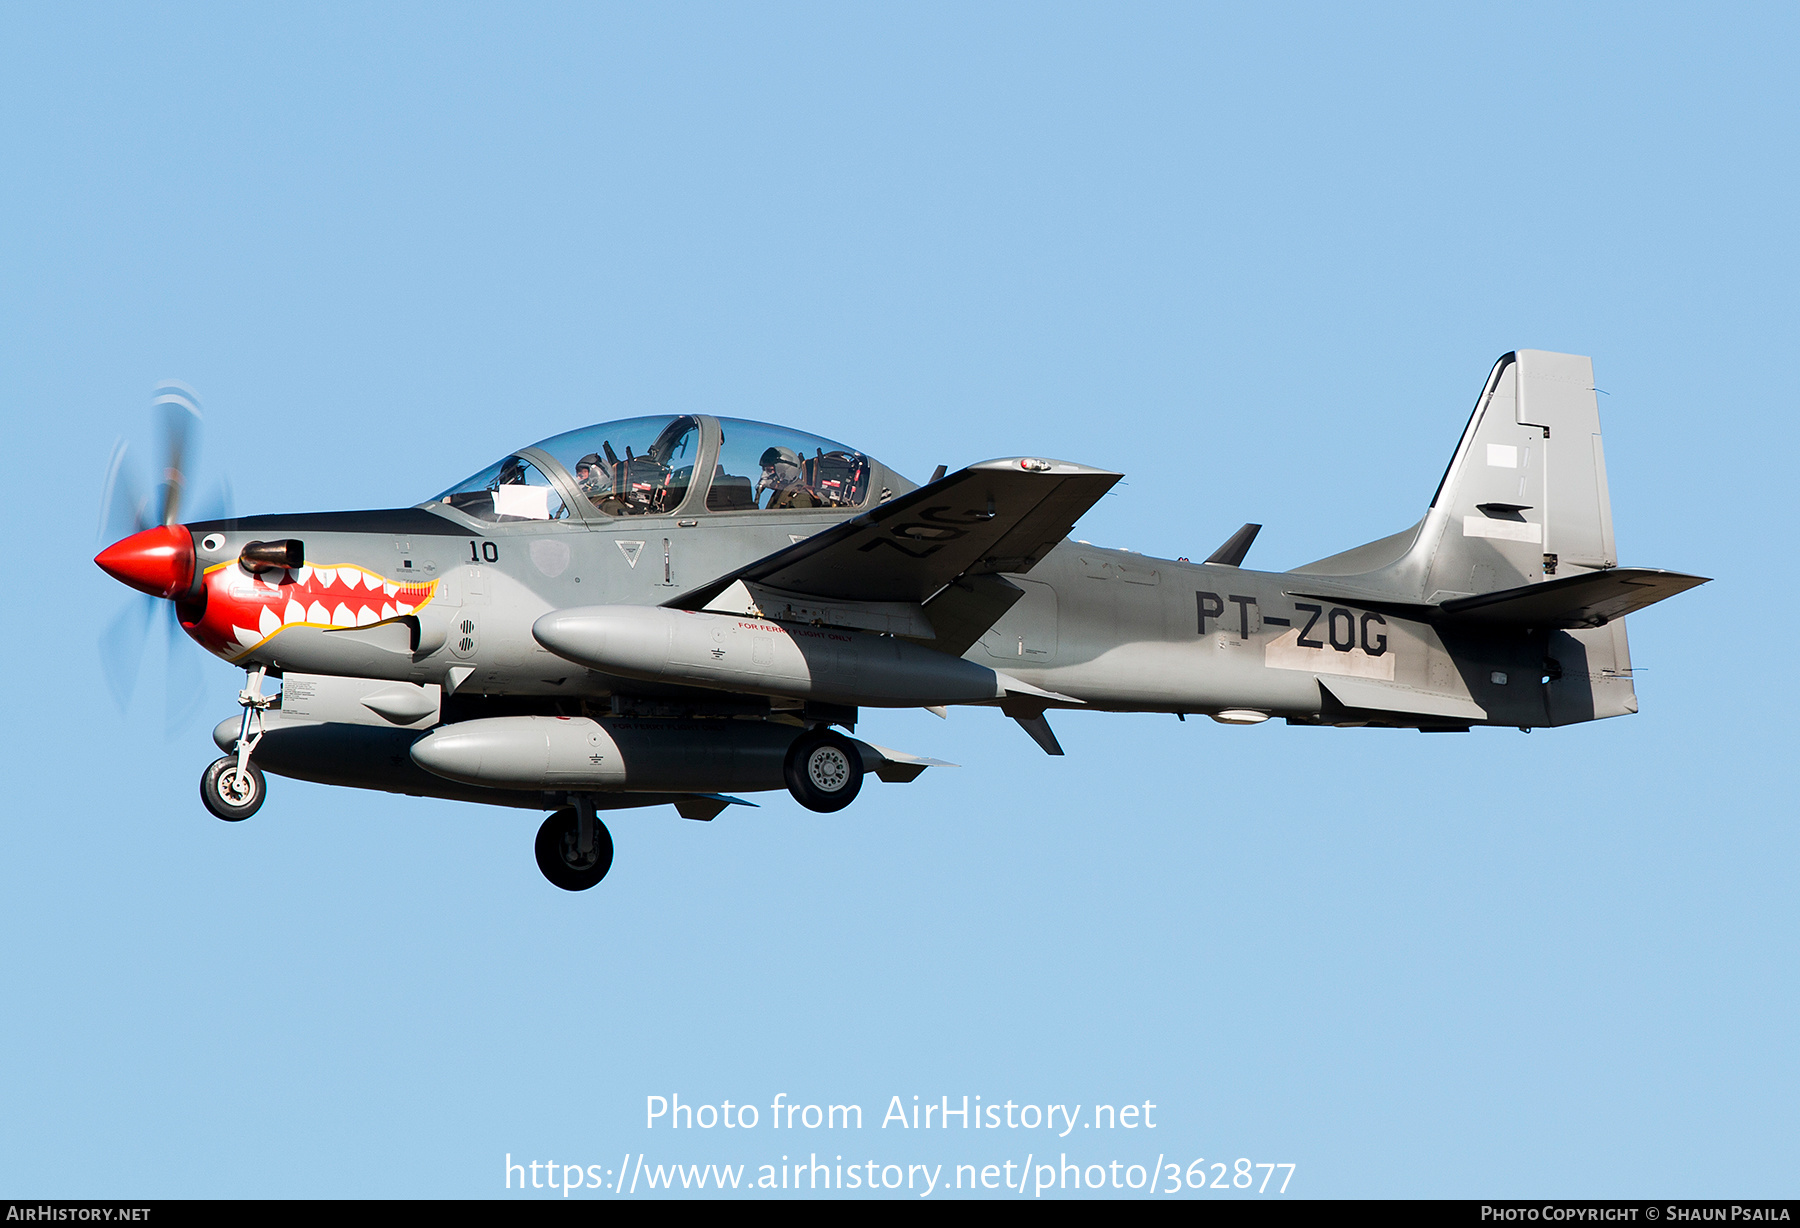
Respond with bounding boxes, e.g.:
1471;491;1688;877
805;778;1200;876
1203;523;1262;567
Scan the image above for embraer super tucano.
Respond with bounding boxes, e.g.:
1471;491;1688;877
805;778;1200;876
96;351;1706;889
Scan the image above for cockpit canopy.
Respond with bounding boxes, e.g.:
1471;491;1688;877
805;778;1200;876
431;414;907;523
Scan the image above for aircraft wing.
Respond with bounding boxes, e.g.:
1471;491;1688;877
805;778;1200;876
667;458;1121;622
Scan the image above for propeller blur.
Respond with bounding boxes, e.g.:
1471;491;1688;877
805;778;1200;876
96;384;229;732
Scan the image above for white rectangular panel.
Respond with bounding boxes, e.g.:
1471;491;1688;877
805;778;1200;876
491;484;553;519
1264;628;1396;681
1462;515;1543;544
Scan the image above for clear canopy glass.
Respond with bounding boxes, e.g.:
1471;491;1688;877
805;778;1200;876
710;418;871;512
434;455;568;522
431;414;882;522
533;415;701;516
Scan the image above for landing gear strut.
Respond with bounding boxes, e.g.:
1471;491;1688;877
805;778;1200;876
784;728;865;813
535;800;615;891
201;666;276;822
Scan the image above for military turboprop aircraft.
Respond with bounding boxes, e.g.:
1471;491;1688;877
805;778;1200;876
96;351;1706;890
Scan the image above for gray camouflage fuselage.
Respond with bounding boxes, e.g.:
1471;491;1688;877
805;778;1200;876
173;350;1704;810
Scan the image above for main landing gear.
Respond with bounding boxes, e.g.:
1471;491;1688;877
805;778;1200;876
536;800;615;891
202;666;276;822
783;728;864;813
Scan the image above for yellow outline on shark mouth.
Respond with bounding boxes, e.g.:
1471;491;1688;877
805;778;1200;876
199;559;439;661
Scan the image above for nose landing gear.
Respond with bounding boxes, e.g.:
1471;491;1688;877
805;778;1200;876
203;665;277;822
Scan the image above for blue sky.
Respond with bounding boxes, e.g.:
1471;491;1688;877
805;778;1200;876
2;2;1794;1198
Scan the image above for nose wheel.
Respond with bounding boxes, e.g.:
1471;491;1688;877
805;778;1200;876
202;756;266;821
535;805;615;891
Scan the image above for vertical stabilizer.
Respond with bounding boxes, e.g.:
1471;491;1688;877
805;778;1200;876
1290;350;1639;723
1293;350;1618;602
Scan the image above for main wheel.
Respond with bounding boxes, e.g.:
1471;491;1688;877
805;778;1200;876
534;808;615;891
783;729;865;813
201;756;266;822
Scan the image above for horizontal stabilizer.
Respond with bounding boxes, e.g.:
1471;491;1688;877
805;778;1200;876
1287;567;1708;629
1320;676;1487;722
1437;567;1709;628
668;458;1121;611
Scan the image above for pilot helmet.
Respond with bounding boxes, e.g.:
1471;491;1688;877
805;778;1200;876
574;452;604;480
758;445;803;489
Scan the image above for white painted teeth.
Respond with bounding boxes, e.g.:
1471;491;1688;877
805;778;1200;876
279;564;407;595
275;596;400;628
233;626;259;648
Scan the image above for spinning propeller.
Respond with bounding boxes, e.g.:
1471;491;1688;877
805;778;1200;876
95;383;233;730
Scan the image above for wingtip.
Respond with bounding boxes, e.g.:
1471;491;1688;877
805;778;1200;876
967;457;1123;479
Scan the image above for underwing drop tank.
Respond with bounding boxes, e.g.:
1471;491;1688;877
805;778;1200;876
412;713;806;788
409;714;805;792
531;606;1057;708
407;714;946;794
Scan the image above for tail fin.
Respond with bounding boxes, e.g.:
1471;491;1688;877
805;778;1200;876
1293;350;1616;600
1290;351;1652;724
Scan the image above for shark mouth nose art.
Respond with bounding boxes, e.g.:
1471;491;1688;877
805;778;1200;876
187;560;438;660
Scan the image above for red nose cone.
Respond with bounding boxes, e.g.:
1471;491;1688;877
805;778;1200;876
95;525;196;599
